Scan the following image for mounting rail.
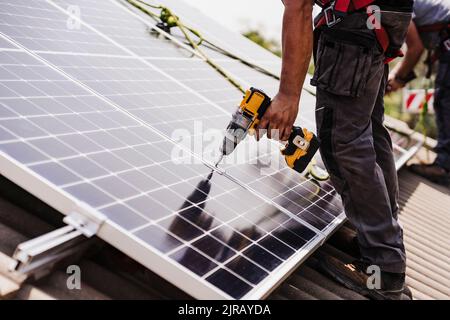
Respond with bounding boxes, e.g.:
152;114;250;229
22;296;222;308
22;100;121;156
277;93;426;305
10;208;105;278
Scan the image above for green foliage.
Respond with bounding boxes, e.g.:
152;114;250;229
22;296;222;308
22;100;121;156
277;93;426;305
242;29;281;57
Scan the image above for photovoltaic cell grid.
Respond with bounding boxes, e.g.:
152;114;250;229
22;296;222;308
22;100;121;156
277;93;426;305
1;53;324;298
0;0;333;299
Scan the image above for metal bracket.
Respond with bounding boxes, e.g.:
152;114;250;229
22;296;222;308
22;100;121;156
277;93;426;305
63;201;106;237
10;204;106;277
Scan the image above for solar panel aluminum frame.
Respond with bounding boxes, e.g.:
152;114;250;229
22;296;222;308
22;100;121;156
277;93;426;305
394;140;423;170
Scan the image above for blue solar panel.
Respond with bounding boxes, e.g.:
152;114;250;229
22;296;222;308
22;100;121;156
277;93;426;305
0;0;344;299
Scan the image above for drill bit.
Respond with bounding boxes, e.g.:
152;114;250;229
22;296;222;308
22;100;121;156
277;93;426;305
206;170;214;181
214;154;224;167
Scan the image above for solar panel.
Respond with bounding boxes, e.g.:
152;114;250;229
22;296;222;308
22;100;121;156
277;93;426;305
0;0;417;299
0;0;332;299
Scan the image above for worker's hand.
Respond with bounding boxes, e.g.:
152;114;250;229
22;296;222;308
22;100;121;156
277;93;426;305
386;72;404;94
255;92;299;141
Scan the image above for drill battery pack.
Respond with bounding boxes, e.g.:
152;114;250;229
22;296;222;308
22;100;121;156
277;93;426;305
281;126;320;173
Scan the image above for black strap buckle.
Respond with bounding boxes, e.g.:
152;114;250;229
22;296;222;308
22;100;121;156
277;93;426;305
443;38;450;52
324;2;341;28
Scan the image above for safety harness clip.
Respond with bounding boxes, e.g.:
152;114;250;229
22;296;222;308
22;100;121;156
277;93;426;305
324;2;341;28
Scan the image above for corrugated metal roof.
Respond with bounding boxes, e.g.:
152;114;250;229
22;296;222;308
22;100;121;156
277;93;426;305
0;163;449;300
396;169;450;300
269;164;450;300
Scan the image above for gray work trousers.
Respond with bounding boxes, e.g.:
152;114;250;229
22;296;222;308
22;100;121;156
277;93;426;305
312;13;411;273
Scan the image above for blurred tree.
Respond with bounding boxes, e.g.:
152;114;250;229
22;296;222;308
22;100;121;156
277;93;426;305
243;28;316;74
242;29;281;57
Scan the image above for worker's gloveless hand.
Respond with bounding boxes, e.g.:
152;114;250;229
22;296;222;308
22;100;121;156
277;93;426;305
255;92;299;141
386;73;404;94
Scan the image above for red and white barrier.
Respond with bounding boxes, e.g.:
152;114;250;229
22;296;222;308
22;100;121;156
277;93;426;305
402;88;435;114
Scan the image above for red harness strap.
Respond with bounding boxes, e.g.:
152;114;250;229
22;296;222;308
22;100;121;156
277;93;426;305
334;0;352;13
367;9;404;63
352;0;376;10
316;0;375;10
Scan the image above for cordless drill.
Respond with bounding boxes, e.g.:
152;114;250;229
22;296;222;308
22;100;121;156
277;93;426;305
219;87;320;174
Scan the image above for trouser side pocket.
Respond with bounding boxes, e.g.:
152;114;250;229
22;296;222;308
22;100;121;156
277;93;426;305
311;31;376;98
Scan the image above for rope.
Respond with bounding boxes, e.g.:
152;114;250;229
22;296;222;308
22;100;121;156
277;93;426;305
125;0;316;96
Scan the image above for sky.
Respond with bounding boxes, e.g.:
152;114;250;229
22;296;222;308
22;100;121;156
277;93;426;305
187;0;285;40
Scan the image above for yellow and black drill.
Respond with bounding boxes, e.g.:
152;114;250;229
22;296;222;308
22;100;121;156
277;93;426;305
219;87;320;174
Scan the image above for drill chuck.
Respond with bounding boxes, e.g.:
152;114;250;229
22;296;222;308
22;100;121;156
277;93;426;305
220;135;235;155
220;108;253;155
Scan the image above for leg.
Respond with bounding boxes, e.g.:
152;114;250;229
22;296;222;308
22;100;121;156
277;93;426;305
317;81;406;274
371;64;400;220
314;23;406;274
409;57;450;185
